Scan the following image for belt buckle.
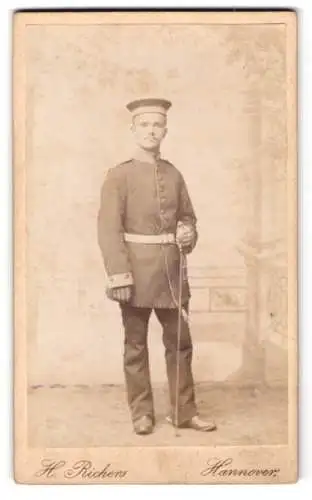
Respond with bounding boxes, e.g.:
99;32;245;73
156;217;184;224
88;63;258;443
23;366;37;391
163;234;173;244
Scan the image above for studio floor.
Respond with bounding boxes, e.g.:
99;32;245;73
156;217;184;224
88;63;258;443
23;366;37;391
27;384;288;447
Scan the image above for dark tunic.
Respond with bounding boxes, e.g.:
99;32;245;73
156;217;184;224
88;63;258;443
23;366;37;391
97;157;198;308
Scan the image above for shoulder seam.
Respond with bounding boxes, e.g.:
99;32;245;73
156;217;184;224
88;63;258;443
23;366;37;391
120;159;133;165
108;160;132;172
113;159;132;168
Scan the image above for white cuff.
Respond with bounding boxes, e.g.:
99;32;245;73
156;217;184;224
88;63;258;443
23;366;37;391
107;272;133;289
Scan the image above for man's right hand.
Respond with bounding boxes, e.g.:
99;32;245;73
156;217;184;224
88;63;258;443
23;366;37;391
107;286;132;303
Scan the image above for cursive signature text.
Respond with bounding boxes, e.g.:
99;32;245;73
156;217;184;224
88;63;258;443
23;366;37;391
35;459;128;480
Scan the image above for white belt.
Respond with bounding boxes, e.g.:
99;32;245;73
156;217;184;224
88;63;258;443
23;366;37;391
124;232;176;244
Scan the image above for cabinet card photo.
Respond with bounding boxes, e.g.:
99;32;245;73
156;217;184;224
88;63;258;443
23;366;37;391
13;10;297;484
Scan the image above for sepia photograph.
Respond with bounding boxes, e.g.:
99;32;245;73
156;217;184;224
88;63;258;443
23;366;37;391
13;10;297;484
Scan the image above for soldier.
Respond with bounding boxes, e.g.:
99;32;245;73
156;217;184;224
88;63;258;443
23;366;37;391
97;98;217;435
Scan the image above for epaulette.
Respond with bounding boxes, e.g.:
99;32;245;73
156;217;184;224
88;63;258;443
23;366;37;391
102;161;132;182
105;160;133;176
119;159;133;166
112;159;133;170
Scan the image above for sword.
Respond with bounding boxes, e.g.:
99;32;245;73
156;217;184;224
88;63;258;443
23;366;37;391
173;243;184;437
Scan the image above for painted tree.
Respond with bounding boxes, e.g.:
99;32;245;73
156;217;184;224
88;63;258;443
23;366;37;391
221;26;287;384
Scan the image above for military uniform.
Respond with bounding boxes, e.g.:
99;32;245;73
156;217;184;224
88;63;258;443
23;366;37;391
97;99;199;427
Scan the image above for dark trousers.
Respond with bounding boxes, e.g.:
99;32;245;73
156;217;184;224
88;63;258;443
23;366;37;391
120;303;197;426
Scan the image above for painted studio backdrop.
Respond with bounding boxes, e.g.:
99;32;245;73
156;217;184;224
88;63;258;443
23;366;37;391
26;24;288;389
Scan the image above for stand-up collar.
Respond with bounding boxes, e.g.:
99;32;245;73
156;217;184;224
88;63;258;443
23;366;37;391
132;148;161;165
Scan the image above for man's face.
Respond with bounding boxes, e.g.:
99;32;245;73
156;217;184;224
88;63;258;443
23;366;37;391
131;112;167;151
